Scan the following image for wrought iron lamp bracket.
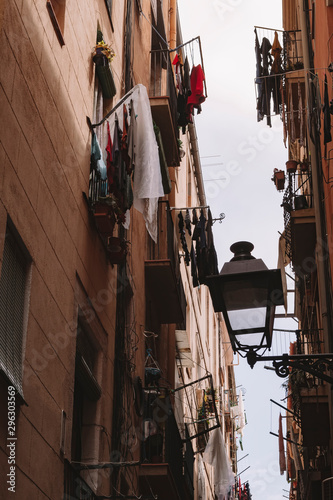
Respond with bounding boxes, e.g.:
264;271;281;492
248;352;333;384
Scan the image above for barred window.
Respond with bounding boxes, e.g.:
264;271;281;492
0;219;31;397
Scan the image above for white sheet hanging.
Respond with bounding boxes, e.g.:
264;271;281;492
131;84;164;242
106;84;164;242
237;389;245;437
203;428;235;500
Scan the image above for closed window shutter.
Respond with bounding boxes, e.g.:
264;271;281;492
0;232;28;396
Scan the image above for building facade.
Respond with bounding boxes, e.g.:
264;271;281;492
0;1;238;499
256;0;333;498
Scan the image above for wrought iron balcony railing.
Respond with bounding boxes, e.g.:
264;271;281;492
140;394;194;500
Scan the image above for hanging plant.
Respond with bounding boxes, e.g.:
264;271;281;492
272;168;285;191
286;159;298;173
92;39;116;66
92;38;117;99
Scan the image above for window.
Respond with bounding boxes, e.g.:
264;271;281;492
47;0;66;46
71;316;102;463
0;219;31;397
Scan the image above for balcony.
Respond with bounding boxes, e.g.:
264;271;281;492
299;385;330;447
150;49;180;167
139;396;193;500
86;157;128;264
281;168;315;274
145;201;186;325
283;30;304;72
254;27;304;127
290;207;316;276
288;332;330;450
295;328;325;356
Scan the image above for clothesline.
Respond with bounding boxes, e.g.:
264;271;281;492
170;35;207;98
254;25;285;33
87;86;137;130
254;66;332;81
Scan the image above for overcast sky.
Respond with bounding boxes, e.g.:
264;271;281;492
178;1;293;498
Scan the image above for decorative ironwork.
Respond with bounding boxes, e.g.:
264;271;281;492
247;351;333;384
281;173;293;260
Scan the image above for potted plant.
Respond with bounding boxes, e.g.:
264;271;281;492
286;159;298;173
92;40;115;66
272;168;285;191
299;159;309;172
92;193;124;237
92;38;116;99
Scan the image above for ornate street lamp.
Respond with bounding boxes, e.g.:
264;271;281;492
206;241;284;355
206;241;333;383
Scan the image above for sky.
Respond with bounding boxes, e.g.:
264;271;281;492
178;1;294;498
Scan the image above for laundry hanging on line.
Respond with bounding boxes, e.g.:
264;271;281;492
172;53;206;134
255;29;282;128
177;207;219;287
90;84;167;242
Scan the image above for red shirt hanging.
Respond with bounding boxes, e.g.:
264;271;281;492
187;64;206;115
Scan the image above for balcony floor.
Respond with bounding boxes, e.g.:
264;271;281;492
139;463;181;500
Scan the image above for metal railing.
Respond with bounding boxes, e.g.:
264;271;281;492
150;49;178;140
89;168;108;205
281;169;313;262
283;30;304;72
142;396;193;499
295;329;324;355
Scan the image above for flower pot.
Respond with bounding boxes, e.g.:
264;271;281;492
272;169;285;191
286;160;298;173
92;48;109;66
300;161;309;172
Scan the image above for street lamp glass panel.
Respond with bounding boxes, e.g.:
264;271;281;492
222;280;270;312
228;307;267;331
233;332;267;348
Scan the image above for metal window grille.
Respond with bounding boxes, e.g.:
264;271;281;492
323;477;333;500
0;224;30;397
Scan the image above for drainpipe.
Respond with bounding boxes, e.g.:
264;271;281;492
188;122;207;207
169;0;177;51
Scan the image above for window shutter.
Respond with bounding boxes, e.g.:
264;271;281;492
0;231;29;396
